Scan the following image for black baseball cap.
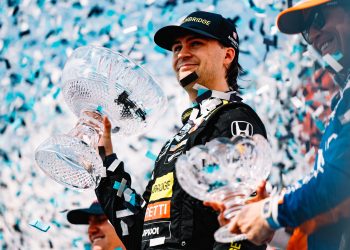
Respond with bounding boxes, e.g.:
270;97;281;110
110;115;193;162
154;11;239;52
67;201;105;225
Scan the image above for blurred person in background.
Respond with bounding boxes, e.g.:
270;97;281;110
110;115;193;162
67;201;126;250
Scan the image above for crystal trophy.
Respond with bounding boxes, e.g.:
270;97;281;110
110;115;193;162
176;135;272;243
35;45;167;189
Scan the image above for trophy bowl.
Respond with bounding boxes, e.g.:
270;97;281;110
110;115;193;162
175;135;272;243
35;45;167;189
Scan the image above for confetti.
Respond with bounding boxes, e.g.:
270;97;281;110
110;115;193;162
0;0;336;247
29;220;50;232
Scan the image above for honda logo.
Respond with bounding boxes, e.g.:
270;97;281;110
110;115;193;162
231;121;253;136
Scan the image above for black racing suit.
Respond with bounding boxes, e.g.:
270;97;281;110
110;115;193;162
96;91;267;250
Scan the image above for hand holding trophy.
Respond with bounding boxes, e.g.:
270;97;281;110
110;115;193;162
175;135;272;243
35;45;167;189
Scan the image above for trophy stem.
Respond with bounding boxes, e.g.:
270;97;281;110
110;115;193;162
68;110;104;150
34;109;105;189
211;184;253;243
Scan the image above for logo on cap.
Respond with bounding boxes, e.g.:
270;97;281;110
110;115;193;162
182;16;211;26
227;31;239;49
233;32;237;40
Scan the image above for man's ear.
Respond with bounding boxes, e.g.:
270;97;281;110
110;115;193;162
224;47;235;67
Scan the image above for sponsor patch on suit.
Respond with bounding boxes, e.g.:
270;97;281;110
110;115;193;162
231;121;253;136
142;221;171;241
149;172;174;202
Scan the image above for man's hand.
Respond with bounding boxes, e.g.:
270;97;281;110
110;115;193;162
204;180;269;226
203;200;229;226
229;198;275;245
247;180;269;204
98;117;113;155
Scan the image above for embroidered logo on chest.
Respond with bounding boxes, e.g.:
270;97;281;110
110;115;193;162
231;121;253;136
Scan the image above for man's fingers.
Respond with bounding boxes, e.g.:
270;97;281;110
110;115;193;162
98;116;113;154
256;180;268;198
246;180;268;204
103;117;112;134
218;212;229;226
228;216;241;234
203;201;225;212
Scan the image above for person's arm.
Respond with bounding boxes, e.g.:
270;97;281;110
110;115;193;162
95;117;151;249
274;125;350;229
270;93;350;230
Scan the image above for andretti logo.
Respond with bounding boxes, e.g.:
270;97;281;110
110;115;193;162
144;201;171;221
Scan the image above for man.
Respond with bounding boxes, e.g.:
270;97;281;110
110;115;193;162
96;11;267;249
67;201;126;250
224;0;350;249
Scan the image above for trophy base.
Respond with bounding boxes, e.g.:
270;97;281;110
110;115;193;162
35;134;104;189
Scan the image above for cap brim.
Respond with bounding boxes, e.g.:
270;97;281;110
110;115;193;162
276;0;331;34
154;25;220;51
67;207;104;225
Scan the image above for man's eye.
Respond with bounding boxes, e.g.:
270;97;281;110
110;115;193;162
190;41;201;47
172;45;181;52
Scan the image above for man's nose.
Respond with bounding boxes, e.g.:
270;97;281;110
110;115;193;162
178;45;191;59
88;222;99;234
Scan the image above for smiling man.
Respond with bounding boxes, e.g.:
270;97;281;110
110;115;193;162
95;11;267;250
67;201;125;250
224;0;350;249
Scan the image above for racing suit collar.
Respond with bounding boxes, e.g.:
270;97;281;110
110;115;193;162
192;84;242;104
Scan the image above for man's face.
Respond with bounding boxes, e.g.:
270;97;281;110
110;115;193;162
88;215;124;250
307;6;350;71
171;34;234;90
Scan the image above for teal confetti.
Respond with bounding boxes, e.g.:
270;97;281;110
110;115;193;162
292;44;304;54
118;14;126;26
96;105;103;113
208;180;228;192
72;237;83;247
52;88;61;99
72;2;83;9
314;119;325;131
197;88;209;96
99;25;111;35
129;193;136;206
251;6;265;13
154;45;167;55
204;164;219;173
51;219;62;228
332;52;343;61
106;9;116;16
145;171;152;180
29;220;50;232
113;181;121;190
287;62;295;70
145;150;157;161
